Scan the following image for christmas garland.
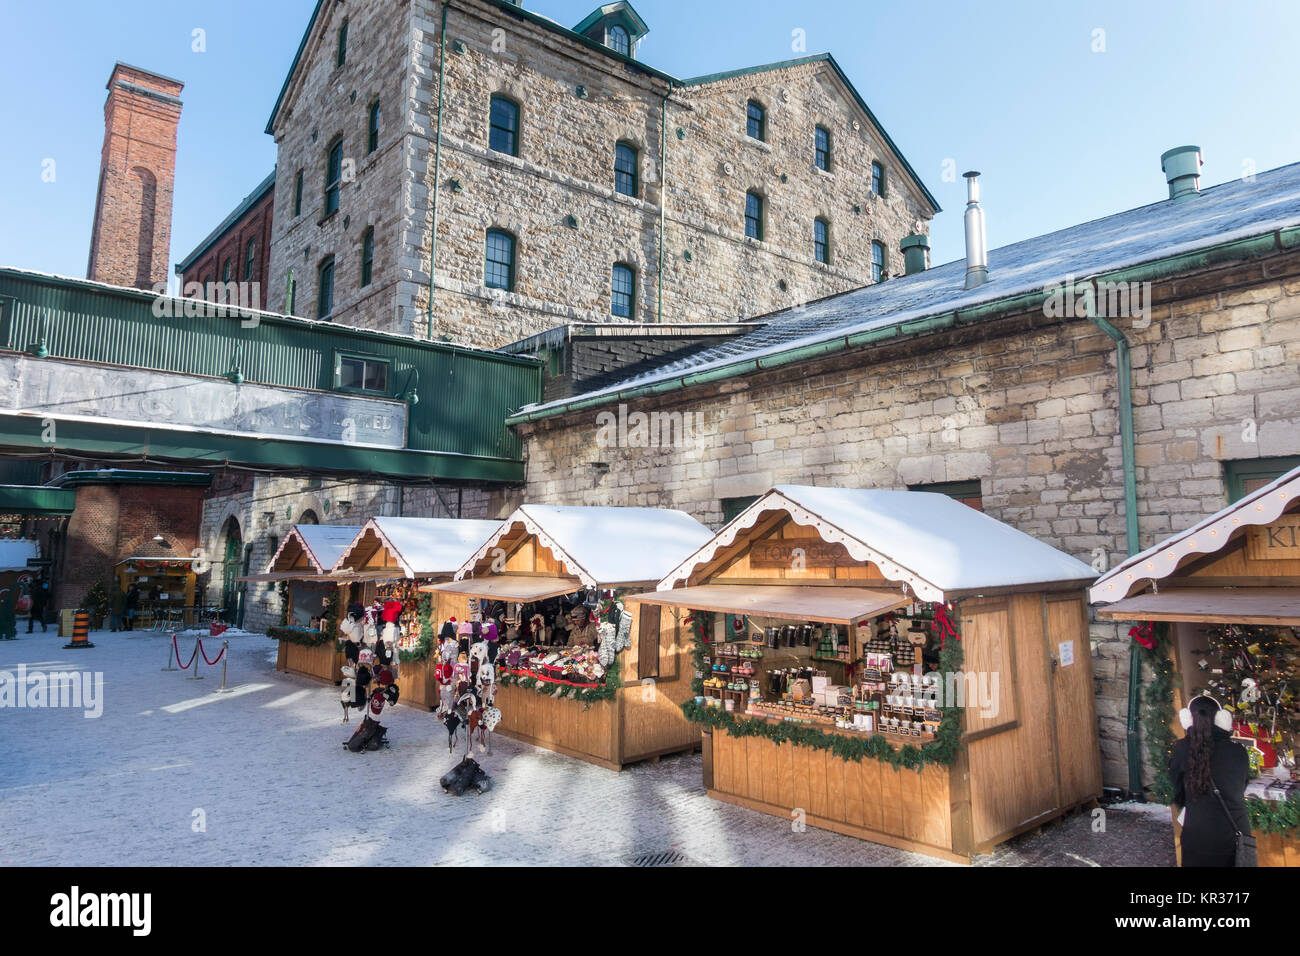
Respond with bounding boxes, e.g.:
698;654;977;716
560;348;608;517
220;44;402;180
680;608;965;771
498;653;622;707
1137;621;1179;805
267;625;333;647
277;581;290;626
1248;792;1300;835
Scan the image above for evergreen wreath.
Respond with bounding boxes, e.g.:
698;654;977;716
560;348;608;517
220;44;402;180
267;625;332;647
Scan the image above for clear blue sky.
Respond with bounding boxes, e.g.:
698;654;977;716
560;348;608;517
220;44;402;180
2;0;1298;280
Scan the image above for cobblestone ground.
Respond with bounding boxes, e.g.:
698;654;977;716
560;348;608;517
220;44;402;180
0;631;1175;867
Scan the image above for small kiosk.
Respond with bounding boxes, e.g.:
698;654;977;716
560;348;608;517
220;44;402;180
634;485;1101;862
1091;466;1300;867
425;505;713;770
117;556;198;626
332;516;501;709
253;525;360;683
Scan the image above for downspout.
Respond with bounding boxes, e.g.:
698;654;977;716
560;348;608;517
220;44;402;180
1086;310;1143;796
426;1;451;340
657;86;669;324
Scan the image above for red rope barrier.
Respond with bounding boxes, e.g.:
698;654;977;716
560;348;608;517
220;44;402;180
196;639;226;667
172;633;198;669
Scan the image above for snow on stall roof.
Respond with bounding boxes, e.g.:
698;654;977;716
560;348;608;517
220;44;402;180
366;517;503;576
515;505;714;584
0;539;38;573
518;161;1300;415
294;525;362;572
772;486;1094;593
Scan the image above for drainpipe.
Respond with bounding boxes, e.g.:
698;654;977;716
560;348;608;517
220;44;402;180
657;87;669;325
1086;309;1143;796
426;1;451;339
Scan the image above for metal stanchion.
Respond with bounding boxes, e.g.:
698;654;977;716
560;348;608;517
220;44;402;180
162;632;179;671
186;638;204;680
214;640;232;694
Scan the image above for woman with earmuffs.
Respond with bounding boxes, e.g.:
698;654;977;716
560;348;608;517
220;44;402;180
1169;694;1252;867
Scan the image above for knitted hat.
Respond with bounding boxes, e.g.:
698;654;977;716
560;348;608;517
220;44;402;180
439;621;457;641
457;621;475;636
381;599;403;623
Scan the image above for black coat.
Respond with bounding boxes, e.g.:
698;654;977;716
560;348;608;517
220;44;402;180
1170;728;1250;867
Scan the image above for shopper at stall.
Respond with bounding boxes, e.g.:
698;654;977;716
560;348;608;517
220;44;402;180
26;577;49;633
109;582;127;632
124;584;141;630
1170;694;1252;867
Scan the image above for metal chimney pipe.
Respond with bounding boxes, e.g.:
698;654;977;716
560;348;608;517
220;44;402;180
963;171;988;289
900;234;929;275
1161;145;1202;202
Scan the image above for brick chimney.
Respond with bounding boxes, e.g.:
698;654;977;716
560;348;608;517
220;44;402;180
86;63;183;289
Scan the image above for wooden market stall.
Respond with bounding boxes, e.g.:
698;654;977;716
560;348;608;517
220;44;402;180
425;505;713;770
633;485;1102;863
1091;465;1300;867
245;524;360;683
331;516;501;709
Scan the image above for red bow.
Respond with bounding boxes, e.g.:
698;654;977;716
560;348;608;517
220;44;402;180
1129;621;1156;650
934;605;958;647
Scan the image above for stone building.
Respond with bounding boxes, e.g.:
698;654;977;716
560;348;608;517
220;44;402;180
86;63;183;290
262;0;937;345
505;155;1300;790
175;171;275;309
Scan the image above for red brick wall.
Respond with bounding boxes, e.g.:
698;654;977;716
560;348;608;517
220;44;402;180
59;483;205;612
86;64;183;290
178;185;275;310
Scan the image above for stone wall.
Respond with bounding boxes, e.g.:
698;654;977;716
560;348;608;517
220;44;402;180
266;0;934;346
512;249;1300;788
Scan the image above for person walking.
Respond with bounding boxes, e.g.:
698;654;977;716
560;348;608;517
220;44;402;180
109;582;127;632
25;578;48;633
1170;694;1252;867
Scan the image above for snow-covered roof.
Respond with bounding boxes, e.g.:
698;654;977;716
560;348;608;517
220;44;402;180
514;160;1300;421
266;525;361;574
1091;464;1300;604
660;486;1096;602
456;505;714;587
0;539;38;573
339;517;503;577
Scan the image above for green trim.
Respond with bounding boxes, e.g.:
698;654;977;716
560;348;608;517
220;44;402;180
507;225;1294;426
0;416;525;483
1224;456;1300;504
49;470;212;489
680;53;940;214
0;485;76;515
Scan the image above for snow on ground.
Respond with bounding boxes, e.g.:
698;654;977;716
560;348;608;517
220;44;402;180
0;630;1175;866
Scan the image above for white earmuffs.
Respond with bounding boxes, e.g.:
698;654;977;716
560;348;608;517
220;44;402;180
1178;693;1234;732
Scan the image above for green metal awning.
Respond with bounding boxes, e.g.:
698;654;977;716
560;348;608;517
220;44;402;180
0;484;76;516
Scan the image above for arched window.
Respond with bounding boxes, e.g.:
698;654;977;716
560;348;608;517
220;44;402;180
871;241;886;282
293;169;303;217
746;100;766;141
361;227;375;287
611;263;636;318
317;256;335;319
485;229;516;291
871;161;885;197
814;218;830;264
336;19;349;68
815;126;831;171
744;191;763;240
285;270;296;314
607;24;630;56
489;95;519;156
614;141;639;197
244;238;257;281
325;137;343;216
132;167;157;289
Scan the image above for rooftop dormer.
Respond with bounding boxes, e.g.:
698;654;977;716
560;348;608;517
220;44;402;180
573;1;649;59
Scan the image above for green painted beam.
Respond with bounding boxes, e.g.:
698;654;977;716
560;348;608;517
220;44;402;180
0;484;76;515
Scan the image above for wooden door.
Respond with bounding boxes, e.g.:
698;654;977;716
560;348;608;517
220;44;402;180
1044;594;1103;808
